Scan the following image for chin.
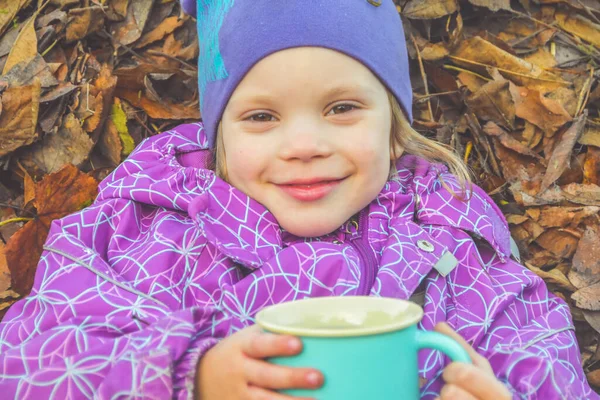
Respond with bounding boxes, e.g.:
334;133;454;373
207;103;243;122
277;215;345;238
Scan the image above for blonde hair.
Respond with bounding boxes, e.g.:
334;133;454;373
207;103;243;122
211;91;472;197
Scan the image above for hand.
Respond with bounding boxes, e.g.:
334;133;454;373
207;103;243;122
434;323;512;400
196;325;323;400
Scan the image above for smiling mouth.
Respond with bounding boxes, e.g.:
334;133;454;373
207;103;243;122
277;178;346;202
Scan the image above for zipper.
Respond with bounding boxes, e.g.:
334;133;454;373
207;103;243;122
349;211;377;295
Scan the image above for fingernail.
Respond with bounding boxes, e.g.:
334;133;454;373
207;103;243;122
288;338;301;351
306;372;321;386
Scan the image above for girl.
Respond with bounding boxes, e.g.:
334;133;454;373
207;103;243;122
0;0;595;399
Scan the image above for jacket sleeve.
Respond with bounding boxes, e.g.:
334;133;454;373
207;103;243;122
480;259;597;400
0;199;226;400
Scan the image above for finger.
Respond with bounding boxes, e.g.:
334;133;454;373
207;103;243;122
438;384;478;400
434;322;492;373
242;330;303;359
247;385;316;400
244;358;323;390
443;362;512;400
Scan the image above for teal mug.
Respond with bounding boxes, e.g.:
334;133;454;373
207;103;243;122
255;296;471;399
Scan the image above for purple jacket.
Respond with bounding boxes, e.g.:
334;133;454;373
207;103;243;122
0;123;595;399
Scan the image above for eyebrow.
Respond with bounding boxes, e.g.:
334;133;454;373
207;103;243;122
229;83;378;111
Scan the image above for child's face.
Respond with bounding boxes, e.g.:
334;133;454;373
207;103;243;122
221;47;395;237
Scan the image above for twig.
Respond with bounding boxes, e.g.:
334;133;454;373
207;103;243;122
409;34;434;122
0;217;32;228
146;50;197;70
443;65;491;81
576;66;595;117
448;55;570;84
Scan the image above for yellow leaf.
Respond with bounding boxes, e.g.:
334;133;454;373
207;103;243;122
3;17;38;75
555;10;600;48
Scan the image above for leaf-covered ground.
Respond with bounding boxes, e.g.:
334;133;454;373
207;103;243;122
0;0;599;391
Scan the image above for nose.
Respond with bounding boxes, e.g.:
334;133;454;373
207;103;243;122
277;117;333;162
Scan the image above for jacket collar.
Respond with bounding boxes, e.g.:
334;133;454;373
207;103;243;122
188;155;512;269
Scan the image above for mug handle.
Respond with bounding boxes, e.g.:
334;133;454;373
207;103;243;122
415;330;472;363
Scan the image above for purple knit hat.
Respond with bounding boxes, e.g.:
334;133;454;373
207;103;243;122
181;0;413;148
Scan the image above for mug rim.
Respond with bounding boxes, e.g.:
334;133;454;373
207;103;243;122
255;296;424;337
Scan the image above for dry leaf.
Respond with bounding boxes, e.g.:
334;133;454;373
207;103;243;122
0;242;10;293
4;164;98;295
484;121;542;159
66;7;105;43
580;124;600;148
451;36;568;92
573;282;600;311
511;85;573;137
525;263;577;292
0;0;29;36
466;79;515;129
568;225;600;290
584;147;600;186
467;0;511;11
3;17;37;75
536;206;600;228
135;16;185;49
117;88;200;120
0;78;41;157
561;183;600;206
21;113;94;174
402;0;459;19
98;118;123;165
111;0;154;46
535;228;580;259
539;112;587;193
555;10;600;48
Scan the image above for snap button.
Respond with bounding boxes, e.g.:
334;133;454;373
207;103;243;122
417;240;435;253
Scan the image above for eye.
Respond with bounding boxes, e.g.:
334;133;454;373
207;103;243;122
245;112;276;122
327;104;358;115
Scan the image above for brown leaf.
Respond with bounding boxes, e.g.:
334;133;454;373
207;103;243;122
111;0;154;46
135;16;185;49
584;147;600;186
66;7;105;43
467;0;511;11
555;10;600;48
0;0;28;37
0;78;41;157
568;224;600;290
20;113;94;174
3;17;37;75
97;118;123;166
579;124;600;148
402;0;458;19
561;183;600;206
572;282;600;311
451;36;569;92
536;206;600;228
0;242;10;292
484;122;543;159
4;164;98;295
511;85;573;137
540;112;587;193
117;89;200;120
535;228;579;259
525;263;577;292
23;170;35;207
466;79;516;129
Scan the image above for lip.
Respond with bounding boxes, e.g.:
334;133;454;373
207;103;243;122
277;177;345;202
